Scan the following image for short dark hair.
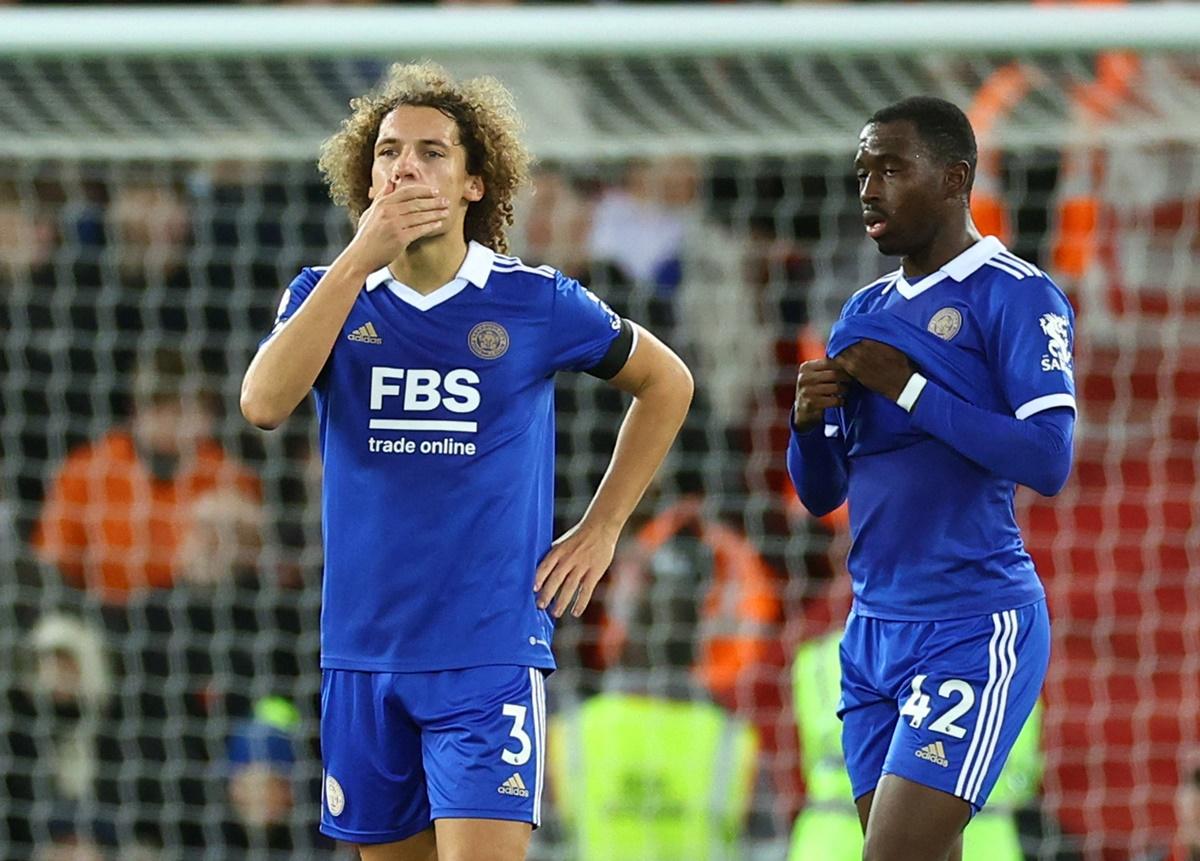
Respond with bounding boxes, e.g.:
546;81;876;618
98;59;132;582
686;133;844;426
870;96;977;192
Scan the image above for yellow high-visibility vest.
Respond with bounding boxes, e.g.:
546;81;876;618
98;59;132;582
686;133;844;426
789;631;1042;861
549;693;758;861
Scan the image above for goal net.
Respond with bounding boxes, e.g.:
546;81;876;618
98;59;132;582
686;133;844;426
1;5;1198;860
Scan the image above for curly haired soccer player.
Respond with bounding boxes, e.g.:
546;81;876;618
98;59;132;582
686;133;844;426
788;96;1075;861
241;63;693;861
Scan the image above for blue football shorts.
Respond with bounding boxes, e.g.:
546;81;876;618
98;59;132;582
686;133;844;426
319;665;547;844
838;599;1050;812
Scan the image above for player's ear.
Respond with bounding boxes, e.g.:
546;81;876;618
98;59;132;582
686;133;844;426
464;174;484;203
945;161;971;199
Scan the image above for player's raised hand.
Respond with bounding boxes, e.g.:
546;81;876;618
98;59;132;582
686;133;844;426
347;179;450;270
832;339;915;402
533;521;620;619
794;358;852;432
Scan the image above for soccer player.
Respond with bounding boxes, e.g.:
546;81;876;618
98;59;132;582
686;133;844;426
787;96;1075;861
240;63;693;861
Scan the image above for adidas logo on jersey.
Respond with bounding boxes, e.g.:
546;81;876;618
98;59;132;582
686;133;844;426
915;741;950;768
348;322;382;344
497;773;530;798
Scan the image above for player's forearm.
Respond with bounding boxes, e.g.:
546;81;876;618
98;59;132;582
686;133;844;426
579;360;693;534
240;252;372;429
907;379;1074;496
787;423;849;517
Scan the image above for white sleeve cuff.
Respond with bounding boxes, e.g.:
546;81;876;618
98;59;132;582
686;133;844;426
1014;392;1076;420
896;373;928;413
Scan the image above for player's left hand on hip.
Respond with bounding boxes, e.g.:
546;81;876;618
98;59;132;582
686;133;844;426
832;339;915;402
534;522;619;619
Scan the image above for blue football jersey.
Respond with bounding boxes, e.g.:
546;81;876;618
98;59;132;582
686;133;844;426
266;242;627;671
829;236;1075;619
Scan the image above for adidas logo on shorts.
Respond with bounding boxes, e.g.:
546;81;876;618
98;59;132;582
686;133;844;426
915;740;950;768
497;772;530;798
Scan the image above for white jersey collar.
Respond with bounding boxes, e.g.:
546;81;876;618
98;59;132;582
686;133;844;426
363;241;495;311
893;235;1006;300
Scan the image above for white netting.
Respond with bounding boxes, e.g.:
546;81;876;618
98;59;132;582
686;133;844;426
1;7;1198;860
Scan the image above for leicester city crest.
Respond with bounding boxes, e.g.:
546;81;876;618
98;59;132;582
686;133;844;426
927;307;963;341
469;321;510;360
325;773;345;817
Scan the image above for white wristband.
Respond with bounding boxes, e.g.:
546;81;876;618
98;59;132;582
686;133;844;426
896;373;928;413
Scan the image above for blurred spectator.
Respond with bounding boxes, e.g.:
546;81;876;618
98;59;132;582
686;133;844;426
0;188;56;282
33;836;108;861
549;519;759;861
3;612;124;855
32;346;259;603
223;697;302;850
24;613;115;801
0;187;65;529
597;495;798;832
107;182;190;281
588;156;771;429
175;487;264;586
513;166;597;283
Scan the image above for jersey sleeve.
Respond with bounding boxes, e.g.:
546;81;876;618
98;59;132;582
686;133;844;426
258;267;331;391
545;271;629;376
991;277;1077;420
260;267;324;346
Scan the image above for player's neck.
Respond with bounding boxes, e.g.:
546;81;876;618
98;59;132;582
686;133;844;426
388;234;470;296
901;216;982;280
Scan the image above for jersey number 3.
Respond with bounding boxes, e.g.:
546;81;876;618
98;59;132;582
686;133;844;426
899;675;975;739
501;703;532;766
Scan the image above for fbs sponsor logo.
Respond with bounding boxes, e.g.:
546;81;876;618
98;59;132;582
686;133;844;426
497;772;530;798
349;321;383;345
915;740;950;768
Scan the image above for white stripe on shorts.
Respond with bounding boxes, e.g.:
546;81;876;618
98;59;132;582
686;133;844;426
965;610;1020;803
955;612;1006;798
529;668;546;825
953;610;1020;803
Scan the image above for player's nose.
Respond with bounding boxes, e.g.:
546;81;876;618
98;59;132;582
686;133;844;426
393;150;421;182
860;174;883;204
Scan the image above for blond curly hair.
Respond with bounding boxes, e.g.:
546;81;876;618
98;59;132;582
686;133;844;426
318;62;532;254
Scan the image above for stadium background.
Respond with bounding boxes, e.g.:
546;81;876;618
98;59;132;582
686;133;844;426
1;2;1198;859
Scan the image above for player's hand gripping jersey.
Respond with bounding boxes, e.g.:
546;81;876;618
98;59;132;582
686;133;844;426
794;237;1076;620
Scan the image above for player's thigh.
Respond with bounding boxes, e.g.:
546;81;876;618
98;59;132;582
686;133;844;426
321;670;433;845
356;827;438;861
841;699;897;809
405;666;546;829
856;784;964;861
434;818;532;861
854;790;873;834
881;601;1050;811
862;773;966;861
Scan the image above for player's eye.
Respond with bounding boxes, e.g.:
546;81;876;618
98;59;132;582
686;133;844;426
424;150;445;159
377;148;397;158
855;171;868;182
